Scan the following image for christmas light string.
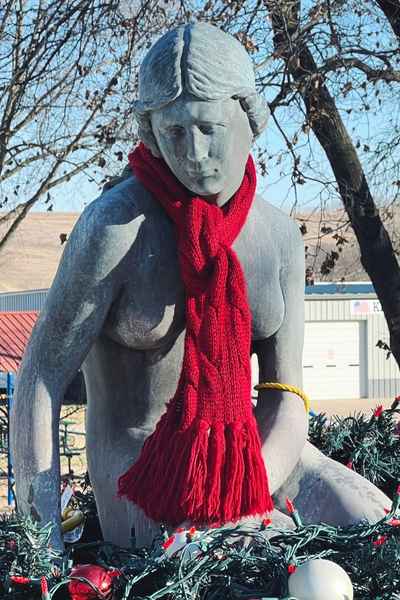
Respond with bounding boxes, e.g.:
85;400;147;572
308;398;400;498
3;500;397;599
0;402;399;599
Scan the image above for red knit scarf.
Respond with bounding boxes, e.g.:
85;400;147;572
118;143;273;526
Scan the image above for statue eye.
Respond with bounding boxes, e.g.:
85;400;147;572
167;126;185;137
198;124;215;135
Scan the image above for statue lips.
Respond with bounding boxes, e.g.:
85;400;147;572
187;169;216;179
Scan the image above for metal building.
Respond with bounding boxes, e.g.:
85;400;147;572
304;283;400;401
0;289;48;312
0;290;85;405
1;283;399;401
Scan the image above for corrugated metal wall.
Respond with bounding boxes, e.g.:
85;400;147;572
367;314;400;399
305;296;372;321
306;295;400;399
0;289;47;312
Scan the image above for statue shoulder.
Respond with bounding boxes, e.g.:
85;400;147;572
72;175;164;243
81;175;160;228
253;195;303;252
62;175;163;274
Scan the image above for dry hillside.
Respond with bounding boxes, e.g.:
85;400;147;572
298;209;365;281
2;205;396;292
0;213;79;292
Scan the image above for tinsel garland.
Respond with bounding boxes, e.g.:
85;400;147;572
1;401;399;600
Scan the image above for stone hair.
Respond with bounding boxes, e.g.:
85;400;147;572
133;23;270;157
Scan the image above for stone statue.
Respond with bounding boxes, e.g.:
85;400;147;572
11;23;388;551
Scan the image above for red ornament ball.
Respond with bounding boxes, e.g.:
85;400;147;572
68;564;120;600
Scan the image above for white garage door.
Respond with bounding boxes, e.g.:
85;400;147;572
303;322;361;400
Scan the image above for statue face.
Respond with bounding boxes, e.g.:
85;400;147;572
150;93;253;205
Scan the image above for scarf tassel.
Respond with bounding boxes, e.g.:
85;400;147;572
118;416;273;526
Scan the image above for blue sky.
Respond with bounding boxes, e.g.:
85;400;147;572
30;6;399;217
33;83;393;216
34;121;338;215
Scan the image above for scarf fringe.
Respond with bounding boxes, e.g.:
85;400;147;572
118;416;273;527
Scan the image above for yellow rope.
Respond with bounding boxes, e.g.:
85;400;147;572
254;382;311;414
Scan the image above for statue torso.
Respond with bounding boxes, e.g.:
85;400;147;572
98;176;287;354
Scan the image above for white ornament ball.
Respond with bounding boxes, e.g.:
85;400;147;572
288;559;354;600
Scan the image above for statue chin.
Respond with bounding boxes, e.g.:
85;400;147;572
188;186;223;201
183;175;227;201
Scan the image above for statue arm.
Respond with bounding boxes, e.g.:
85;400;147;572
10;205;132;550
253;224;307;495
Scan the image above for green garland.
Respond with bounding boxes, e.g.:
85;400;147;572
1;402;399;600
308;399;400;497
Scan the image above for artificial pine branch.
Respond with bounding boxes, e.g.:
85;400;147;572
0;403;398;599
308;399;400;497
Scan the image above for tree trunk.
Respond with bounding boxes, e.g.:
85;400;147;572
265;0;400;367
376;0;400;40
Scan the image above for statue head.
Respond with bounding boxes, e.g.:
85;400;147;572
134;23;269;204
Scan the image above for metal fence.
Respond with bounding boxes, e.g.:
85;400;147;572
0;371;86;505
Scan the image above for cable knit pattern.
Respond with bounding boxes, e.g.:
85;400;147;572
118;143;273;526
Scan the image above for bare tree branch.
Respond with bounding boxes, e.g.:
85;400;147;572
264;0;400;366
321;56;400;83
0;0;188;247
375;0;400;40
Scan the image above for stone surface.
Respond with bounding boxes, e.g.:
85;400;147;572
10;23;388;550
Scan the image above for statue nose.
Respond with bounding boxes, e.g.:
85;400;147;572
186;129;208;164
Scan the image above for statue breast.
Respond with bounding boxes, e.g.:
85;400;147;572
103;211;285;350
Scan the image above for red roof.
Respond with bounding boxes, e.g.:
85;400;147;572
0;312;38;373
